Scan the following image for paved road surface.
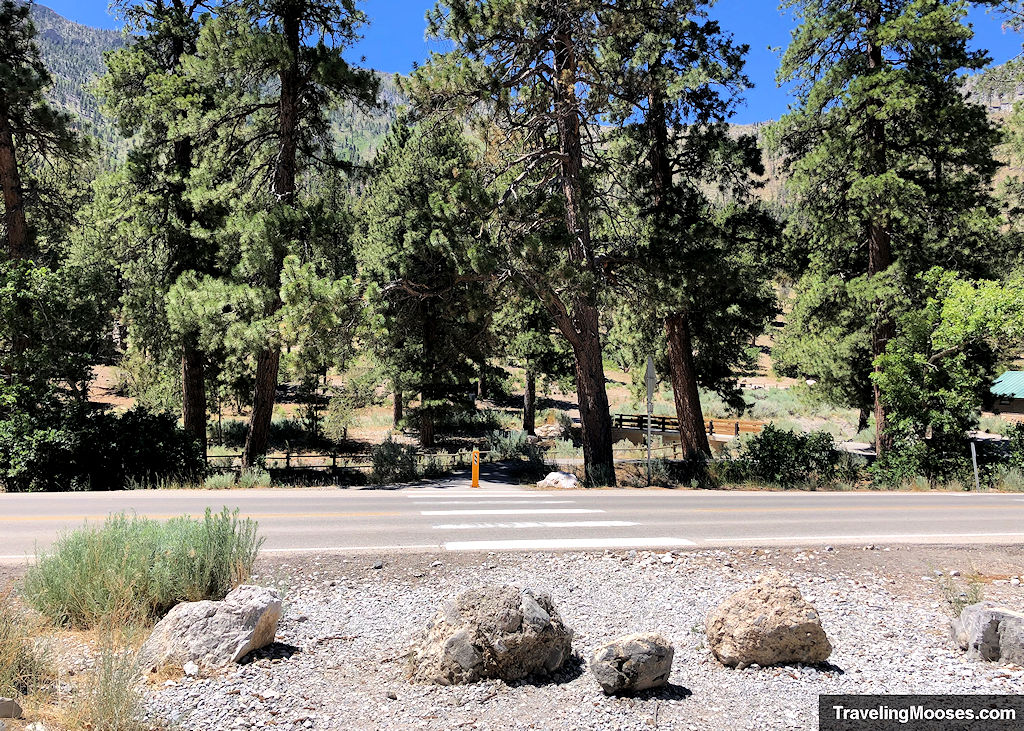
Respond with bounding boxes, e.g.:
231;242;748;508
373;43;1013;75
2;468;1023;560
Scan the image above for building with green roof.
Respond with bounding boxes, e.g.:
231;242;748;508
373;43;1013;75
991;371;1024;416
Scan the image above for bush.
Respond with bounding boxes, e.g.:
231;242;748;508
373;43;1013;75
733;425;839;486
1008;423;1024;471
488;429;531;460
0;592;50;698
23;508;263;628
0;405;205;492
370;438;421;484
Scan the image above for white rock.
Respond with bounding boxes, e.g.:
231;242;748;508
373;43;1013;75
536;471;580;490
183;661;199;677
139;585;281;672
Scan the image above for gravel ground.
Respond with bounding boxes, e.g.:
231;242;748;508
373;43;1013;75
141;545;1024;731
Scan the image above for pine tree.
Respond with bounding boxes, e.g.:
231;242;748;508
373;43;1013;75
187;0;379;466
598;0;776;458
412;0;619;483
0;0;81;259
357;118;493;447
98;0;223;455
771;0;1002;456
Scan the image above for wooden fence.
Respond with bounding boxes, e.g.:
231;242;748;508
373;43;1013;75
612;413;765;437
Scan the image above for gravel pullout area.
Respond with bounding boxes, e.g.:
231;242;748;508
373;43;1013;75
143;546;1024;730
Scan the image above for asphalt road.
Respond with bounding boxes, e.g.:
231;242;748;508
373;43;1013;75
3;467;1024;561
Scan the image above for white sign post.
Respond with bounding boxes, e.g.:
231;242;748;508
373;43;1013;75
645;356;656;486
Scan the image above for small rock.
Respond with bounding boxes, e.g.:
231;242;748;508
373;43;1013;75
183;661;199;677
537;471;580;490
0;698;21;719
386;690;398;700
590;633;674;695
26;723;47;731
823;545;834;552
373;561;384;570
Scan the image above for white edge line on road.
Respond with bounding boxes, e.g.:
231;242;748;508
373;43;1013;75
432;520;639;530
445;537;697;551
703;532;1024;543
421;508;604;516
260;544;439;553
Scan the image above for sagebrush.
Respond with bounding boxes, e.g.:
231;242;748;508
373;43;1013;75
24;508;263;628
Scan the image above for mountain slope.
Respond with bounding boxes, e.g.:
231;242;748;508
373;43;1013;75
23;2;402;164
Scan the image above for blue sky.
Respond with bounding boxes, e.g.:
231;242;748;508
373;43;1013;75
41;0;1024;124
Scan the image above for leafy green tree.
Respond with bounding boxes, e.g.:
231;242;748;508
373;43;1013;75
357;119;492;447
873;268;1024;483
771;0;1003;456
412;0;621;482
186;0;379;466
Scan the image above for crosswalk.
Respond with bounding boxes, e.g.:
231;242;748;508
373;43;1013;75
404;485;692;551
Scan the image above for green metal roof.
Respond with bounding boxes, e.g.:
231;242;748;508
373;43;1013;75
992;371;1024;398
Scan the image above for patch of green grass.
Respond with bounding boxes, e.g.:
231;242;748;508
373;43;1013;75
23;508;263;629
939;573;984;617
992;466;1024;492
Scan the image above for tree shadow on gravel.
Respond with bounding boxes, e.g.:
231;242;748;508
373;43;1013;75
239;642;302;664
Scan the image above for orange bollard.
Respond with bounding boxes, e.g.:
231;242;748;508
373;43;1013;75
472;448;480;488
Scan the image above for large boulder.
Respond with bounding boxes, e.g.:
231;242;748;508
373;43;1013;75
537;471;580;490
951;602;1024;664
139;585;281;672
406;585;573;685
589;633;674;695
705;571;832;669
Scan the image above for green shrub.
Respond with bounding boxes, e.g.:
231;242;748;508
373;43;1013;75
203;471;237;489
23;508;263;628
993;465;1024;492
0;406;205;492
1008;423;1024;471
733;425;839;486
370;438;421;484
488;429;531;460
0;592;50;698
237;467;272;489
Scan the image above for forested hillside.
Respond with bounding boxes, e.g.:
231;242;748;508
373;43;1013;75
22;1;402;163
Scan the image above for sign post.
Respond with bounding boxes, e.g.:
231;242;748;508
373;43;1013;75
472;448;480;488
645;356;656;486
970;440;980;492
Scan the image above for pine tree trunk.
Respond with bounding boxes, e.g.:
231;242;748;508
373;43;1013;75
523;369;536;435
552;23;615;485
0;102;27;258
242;11;300;467
569;312;615;484
866;16;893;458
393;389;403;427
243;347;280;467
182;345;208;457
646;84;709;458
665;313;711;458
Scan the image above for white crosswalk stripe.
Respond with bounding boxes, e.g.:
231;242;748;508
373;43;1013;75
413;499;575;505
421;508;603;516
432;520;638;530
